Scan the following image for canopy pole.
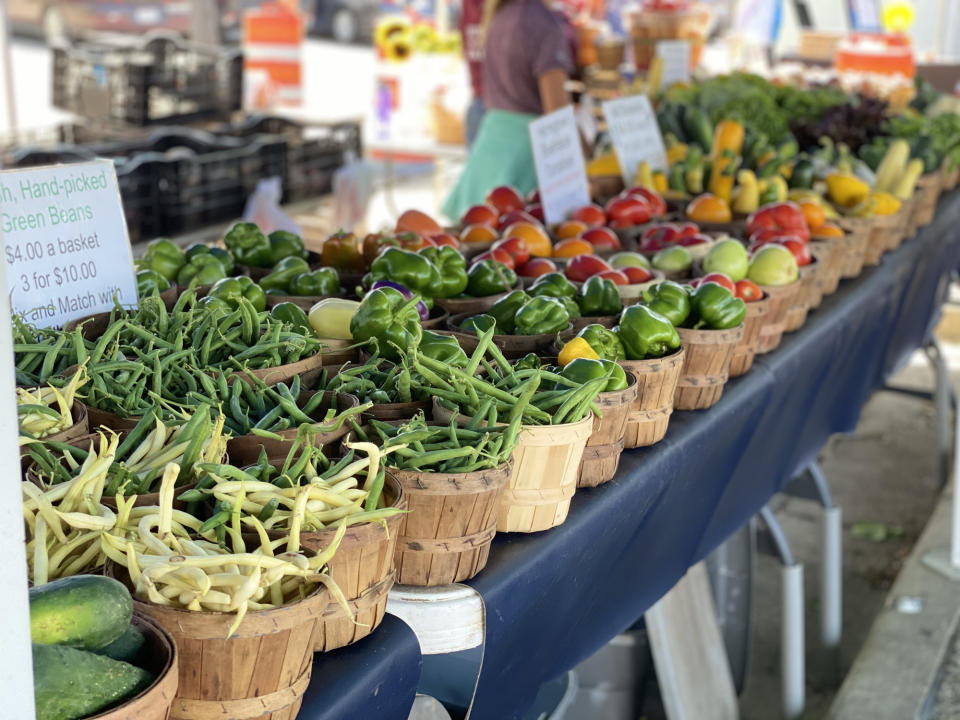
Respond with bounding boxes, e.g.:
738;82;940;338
0;2;16;130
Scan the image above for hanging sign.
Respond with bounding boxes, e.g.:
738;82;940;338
529;106;591;225
0;159;137;328
602;94;669;183
656;40;691;88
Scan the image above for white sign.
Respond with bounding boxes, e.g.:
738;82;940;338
602;94;669;184
0;160;137;328
656;40;691;88
529;106;591;225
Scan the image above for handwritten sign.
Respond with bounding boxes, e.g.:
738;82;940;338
602;94;669;183
529;106;591;225
656;40;691;88
0;160;137;328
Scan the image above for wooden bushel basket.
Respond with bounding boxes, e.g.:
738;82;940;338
392;462;510;586
755;281;800;354
909;172;942;233
863;213;897;266
886;197;913;251
834;219;870;278
436;285;519;316
729;294;770;378
90;613;179;720
317;338;359;367
498;414;594;533
299;474;405;651
121;580;328;720
620;348;684;448
20;402;89;455
446;314;568;359
364;400;430;422
578;377;639;488
571;315;618;333
810;238;841;298
239;352;326;387
673;325;743;410
84;404;141;432
783;258;822;333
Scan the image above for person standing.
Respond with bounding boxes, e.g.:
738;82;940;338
443;0;575;220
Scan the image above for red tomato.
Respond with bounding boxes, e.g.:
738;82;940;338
597;269;630;285
778;238;812;266
492;236;531;266
639;223;680;253
747;201;810;242
460;204;498;227
580;227;621;251
678;232;711;247
525;203;545;223
565;255;613;282
518;257;557;277
734;279;763;302
571;203;607;227
430;232;460;249
497;209;539;232
700;272;736;293
625;187;668;217
604;194;652;228
622;266;654;284
486;185;525;214
472;247;516;270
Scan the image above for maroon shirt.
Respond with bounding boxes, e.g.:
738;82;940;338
483;0;575;115
460;0;485;98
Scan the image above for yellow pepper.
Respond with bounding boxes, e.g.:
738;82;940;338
634;161;655;190
731;169;759;215
666;143;688;165
587;152;621;177
869;191;902;216
711;120;745;159
558;337;600;366
652;171;669;194
825;172;870;208
709;149;739;204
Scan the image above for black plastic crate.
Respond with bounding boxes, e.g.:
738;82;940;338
52;32;242;126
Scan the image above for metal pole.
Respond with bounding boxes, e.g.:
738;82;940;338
0;0;17;130
822;506;842;647
952;375;960;568
0;219;36;714
782;563;805;720
928;340;951;487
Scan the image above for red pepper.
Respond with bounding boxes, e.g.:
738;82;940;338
493;236;531;266
322;230;365;273
626;187;667;217
565;255;612;282
734;279;763;302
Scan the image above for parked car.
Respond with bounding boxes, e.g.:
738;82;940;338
306;0;377;43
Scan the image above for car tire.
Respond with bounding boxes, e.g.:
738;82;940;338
331;7;358;44
42;5;68;45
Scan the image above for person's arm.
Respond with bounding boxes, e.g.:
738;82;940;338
537;68;571;114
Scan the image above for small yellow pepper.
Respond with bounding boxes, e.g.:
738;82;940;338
826;172;870;208
558;337;600;366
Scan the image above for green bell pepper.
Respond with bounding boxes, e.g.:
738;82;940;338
488;290;531;334
561;358;627;392
466;260;517;297
135;269;170;297
577;324;625;362
208;276;267;313
209;247;235;275
617;304;680;360
289;268;339;297
529;272;577;299
369;247;441;300
350;287;423;360
268;230;308;264
418;246;468;298
690;283;746;329
641;281;691;327
459;314;496;334
176;254;227;287
513;353;542;371
559;296;581;320
260;256;311;293
578;276;622;316
224;222;273;268
271;302;313;335
138;238;185;282
513;296;570;336
184;243;210;262
789;158;815;189
419;330;468;367
197;296;233;317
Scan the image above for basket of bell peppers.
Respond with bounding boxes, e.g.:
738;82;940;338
449;291;573;359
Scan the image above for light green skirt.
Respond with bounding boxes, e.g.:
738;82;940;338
442;109;538;221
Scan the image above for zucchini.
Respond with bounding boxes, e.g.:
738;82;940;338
30;575;132;650
33;643;153;720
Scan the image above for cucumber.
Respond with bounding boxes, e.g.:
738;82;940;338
30;575;133;650
92;624;147;665
33;643;154;720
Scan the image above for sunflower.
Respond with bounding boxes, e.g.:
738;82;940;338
383;34;414;62
375;16;410;50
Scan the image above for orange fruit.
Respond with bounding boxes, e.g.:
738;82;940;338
552;238;594;258
459;223;498;244
502;221;552;257
554;220;588;239
686;193;732;224
798;200;826;231
812;221;844;238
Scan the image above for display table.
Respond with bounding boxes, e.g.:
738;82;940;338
457;191;960;719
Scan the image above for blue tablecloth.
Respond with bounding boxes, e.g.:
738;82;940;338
299;614;421;719
462;191;960;719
